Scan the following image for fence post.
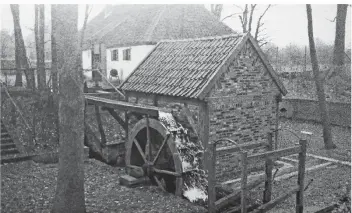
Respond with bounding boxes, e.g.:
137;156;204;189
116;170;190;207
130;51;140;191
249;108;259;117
207;143;216;213
241;151;248;213
296;139;307;213
263;132;273;203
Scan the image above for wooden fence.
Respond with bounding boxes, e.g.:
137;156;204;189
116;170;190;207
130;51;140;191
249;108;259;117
206;133;307;213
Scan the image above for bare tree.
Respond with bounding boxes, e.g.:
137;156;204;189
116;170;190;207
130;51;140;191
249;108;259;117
10;4;35;88
35;4;46;90
226;4;272;46
330;4;348;79
306;4;336;149
52;4;86;213
210;4;223;20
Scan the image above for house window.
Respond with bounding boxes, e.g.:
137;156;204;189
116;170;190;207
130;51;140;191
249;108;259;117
111;49;118;61
123;48;131;61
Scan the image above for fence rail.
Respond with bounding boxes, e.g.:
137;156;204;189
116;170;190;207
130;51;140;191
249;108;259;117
207;133;307;213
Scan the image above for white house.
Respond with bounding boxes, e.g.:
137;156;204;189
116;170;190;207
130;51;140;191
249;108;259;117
82;4;234;82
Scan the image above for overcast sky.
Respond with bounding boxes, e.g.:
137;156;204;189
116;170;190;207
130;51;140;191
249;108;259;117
0;4;351;48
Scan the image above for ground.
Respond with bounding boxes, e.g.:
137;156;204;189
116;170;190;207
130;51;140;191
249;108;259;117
1;160;206;213
1;111;350;212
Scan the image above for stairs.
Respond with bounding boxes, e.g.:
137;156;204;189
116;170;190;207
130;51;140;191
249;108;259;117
0;120;31;163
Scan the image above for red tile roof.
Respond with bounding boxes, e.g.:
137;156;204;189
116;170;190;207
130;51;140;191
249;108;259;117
84;5;234;49
120;33;287;99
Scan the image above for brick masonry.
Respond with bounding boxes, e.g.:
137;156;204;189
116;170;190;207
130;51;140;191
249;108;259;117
206;41;280;181
124;40;281;182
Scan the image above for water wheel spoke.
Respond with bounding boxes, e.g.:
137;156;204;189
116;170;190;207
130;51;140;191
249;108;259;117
154;168;181;177
133;139;147;163
153;175;166;192
152;134;170;165
145;116;151;161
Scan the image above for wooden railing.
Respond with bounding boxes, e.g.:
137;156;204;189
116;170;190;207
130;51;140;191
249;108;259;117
206;137;270;213
206;133;307;213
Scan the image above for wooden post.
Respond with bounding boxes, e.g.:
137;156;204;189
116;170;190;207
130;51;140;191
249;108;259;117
199;101;209;170
199;101;209;150
263;132;273;203
95;105;107;147
124;95;129;150
207;143;217;213
296;139;307;213
241;151;248;213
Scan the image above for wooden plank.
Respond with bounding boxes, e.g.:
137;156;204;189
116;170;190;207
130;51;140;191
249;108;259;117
95;105;107;147
296;140;307;213
247;146;301;162
153;168;181;177
101;107;127;131
263;133;273;203
241;151;248;213
207;144;216;213
216;141;268;154
125;91;203;106
252;187;299;213
85;95;170;117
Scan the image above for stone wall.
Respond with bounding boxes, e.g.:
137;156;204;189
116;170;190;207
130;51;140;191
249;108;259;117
280;98;351;127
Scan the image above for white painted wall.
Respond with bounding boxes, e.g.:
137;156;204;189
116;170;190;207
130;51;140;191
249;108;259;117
82;49;92;79
106;45;155;81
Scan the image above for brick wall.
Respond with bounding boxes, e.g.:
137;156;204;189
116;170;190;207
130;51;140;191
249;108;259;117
207;41;280;182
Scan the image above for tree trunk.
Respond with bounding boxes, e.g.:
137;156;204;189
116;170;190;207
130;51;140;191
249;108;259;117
51;5;58;95
35;4;46;90
332;4;348;73
330;4;348;96
10;4;35;89
306;4;336;149
51;4;86;213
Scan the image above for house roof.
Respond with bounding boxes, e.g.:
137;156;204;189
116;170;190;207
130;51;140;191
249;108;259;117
120;33;287;100
83;4;234;49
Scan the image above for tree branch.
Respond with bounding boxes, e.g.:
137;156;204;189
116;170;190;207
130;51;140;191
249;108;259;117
221;12;242;21
255;4;271;41
248;4;257;34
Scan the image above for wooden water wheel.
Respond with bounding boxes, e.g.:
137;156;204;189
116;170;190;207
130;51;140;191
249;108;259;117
125;117;184;195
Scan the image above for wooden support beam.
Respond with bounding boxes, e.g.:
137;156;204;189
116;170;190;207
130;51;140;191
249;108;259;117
199;101;209;150
263;133;273;204
247;146;301;163
241;151;248;213
95;105;107;147
296;140;307;213
101;107;127;131
182;103;199;137
252;187;299;213
125;91;203;106
207;144;216;213
85;95;170;117
124;95;129;150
